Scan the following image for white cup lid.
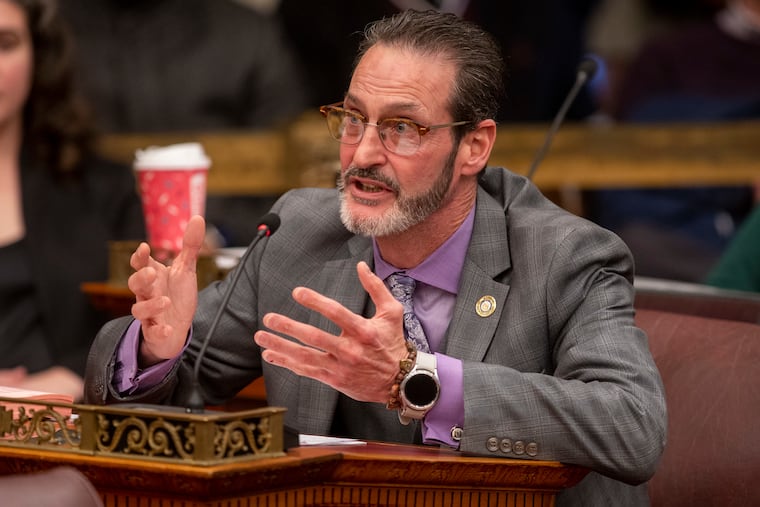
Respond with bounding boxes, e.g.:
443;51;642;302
134;142;211;170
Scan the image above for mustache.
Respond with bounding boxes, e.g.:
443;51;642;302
340;166;400;193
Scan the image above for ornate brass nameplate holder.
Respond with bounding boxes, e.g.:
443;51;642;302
0;398;286;466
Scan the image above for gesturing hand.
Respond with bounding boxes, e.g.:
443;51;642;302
253;261;409;403
128;215;205;366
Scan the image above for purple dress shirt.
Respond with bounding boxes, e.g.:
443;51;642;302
373;207;474;447
113;320;184;395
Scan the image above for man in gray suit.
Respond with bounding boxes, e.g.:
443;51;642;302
84;10;666;506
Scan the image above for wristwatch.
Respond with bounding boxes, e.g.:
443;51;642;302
398;351;440;425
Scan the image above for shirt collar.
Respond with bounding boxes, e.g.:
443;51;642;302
374;205;475;294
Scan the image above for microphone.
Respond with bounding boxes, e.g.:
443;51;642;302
185;212;281;413
526;57;599;181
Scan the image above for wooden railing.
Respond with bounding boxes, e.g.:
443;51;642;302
492;120;760;190
97;114;760;199
96;113;341;196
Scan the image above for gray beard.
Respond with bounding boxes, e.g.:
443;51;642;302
338;148;457;237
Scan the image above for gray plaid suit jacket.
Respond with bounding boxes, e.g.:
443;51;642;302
86;167;666;506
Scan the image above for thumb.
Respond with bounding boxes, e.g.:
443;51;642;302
175;215;205;272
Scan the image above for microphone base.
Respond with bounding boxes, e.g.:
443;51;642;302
0;397;288;466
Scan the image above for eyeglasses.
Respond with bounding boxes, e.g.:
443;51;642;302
319;102;470;156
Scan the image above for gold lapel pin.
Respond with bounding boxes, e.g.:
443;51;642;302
475;295;497;317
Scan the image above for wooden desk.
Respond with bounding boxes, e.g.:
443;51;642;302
80;282;133;318
0;441;587;506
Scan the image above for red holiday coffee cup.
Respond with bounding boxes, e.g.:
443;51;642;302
134;143;210;256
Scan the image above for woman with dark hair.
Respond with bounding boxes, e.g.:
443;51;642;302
0;0;144;398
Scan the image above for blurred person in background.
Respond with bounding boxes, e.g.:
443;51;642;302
586;0;726;121
58;0;308;247
585;0;760;282
0;0;145;399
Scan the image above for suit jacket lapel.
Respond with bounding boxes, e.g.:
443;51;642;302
295;235;374;434
445;187;512;362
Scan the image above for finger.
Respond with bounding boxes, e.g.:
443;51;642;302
260;312;336;353
254;330;333;378
0;366;28;384
131;296;170;322
291;286;370;338
356;261;398;311
127;266;158;300
356;262;405;326
129;242;152;271
173;215;205;273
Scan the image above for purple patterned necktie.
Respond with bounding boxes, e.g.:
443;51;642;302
387;272;431;353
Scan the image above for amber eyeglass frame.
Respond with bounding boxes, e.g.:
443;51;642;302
318;102;470;155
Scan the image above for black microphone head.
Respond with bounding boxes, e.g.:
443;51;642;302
258;212;281;235
577;58;598;81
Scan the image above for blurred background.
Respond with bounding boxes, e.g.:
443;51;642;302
59;0;760;285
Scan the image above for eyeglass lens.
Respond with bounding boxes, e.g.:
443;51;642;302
326;109;421;155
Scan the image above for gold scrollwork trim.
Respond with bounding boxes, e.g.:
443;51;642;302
1;399;286;465
0;403;80;447
216;419;272;458
97;414;195;459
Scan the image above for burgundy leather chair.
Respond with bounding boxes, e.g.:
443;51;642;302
636;308;760;507
635;276;760;324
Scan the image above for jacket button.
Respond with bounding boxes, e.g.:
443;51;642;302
513;440;525;455
499;438;512;453
486;437;499;452
526;442;538;457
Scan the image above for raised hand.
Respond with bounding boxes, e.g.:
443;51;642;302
128;215;205;366
253;261;409;403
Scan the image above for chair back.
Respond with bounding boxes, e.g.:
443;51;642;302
636;309;760;507
635;276;760;324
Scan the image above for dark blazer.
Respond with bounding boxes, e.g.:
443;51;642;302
85;168;665;506
59;0;306;132
19;152;144;375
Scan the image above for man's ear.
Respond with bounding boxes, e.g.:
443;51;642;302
458;119;497;176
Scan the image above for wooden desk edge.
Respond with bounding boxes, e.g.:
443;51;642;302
0;441;588;494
